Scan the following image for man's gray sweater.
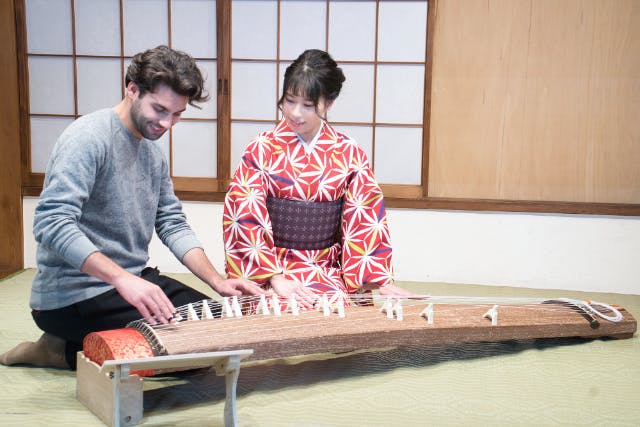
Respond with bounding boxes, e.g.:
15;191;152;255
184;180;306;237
30;108;201;310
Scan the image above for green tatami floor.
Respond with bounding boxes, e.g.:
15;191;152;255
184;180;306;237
1;269;639;426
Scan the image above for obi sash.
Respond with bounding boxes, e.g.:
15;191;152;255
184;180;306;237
266;196;344;250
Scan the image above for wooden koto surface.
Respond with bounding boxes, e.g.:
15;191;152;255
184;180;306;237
149;302;637;361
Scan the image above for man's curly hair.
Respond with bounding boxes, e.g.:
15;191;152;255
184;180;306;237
125;45;209;107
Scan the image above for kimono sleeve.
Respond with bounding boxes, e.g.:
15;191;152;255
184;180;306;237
340;147;395;292
223;136;281;284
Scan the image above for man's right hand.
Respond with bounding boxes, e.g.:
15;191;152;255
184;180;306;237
111;274;176;325
80;252;175;325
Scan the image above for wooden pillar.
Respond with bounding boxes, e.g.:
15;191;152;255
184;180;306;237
0;0;24;279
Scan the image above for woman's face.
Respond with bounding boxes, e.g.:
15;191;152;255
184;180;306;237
281;91;332;143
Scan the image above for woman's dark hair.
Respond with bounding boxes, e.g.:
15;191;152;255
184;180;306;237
278;49;345;112
125;45;209;106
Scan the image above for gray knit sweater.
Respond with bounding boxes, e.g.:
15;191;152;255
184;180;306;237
30;108;201;310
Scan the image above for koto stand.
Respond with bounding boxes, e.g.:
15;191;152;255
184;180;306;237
76;349;253;427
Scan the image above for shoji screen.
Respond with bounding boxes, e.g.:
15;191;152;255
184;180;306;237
230;0;429;198
25;0;76;177
21;0;429;201
23;0;218;191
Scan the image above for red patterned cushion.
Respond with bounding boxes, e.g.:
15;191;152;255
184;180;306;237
83;328;155;376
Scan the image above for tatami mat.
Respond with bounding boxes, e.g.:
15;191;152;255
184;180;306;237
1;269;639;426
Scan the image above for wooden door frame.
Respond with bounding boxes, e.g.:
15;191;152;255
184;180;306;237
0;0;24;279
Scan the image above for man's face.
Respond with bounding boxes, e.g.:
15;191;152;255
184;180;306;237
128;82;188;140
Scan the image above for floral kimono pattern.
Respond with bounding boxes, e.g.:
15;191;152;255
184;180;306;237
223;120;394;307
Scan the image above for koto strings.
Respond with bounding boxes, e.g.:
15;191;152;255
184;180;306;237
126;293;625;354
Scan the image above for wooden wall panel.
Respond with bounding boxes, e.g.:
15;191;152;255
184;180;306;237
0;0;24;278
428;0;640;203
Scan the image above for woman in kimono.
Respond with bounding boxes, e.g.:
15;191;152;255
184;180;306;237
223;49;412;310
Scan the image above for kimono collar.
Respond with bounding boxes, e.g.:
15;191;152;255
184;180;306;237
295;121;326;154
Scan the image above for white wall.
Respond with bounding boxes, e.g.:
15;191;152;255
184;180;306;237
23;197;640;295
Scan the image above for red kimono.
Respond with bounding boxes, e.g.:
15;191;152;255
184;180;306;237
223;120;394;306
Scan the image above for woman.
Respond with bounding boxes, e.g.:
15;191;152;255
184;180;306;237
223;49;411;311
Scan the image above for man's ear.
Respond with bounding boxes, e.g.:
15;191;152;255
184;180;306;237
126;82;140;100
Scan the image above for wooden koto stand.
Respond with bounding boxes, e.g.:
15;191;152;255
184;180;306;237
76;349;253;427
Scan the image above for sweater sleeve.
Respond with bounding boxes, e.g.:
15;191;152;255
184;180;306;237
154;157;202;262
33;128;103;269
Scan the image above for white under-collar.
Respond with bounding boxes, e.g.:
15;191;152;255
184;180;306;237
296;122;324;154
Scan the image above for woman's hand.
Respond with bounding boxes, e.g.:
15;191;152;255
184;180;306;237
213;277;267;297
377;283;427;299
269;274;317;309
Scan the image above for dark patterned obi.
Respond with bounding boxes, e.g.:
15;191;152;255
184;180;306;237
266;196;344;250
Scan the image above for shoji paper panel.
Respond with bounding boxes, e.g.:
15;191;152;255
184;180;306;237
172;0;217;58
75;0;120;56
230;121;274;174
124;0;169;56
378;1;427;62
232;1;277;59
329;64;375;123
30;117;74;173
280;0;326;59
77;58;122;115
25;0;72;54
375;126;422;185
172;121;218;177
328;1;376;61
28;57;75;115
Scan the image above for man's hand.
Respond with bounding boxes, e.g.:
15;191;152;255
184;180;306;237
111;274;176;325
81;252;176;325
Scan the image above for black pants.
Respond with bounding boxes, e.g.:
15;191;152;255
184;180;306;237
32;267;211;369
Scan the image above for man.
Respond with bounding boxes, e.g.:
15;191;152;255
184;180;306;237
0;46;264;370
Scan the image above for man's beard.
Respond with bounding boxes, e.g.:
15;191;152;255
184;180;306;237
130;99;166;140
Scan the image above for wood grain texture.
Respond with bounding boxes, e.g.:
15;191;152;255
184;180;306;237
126;302;637;362
0;0;23;278
428;0;640;204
